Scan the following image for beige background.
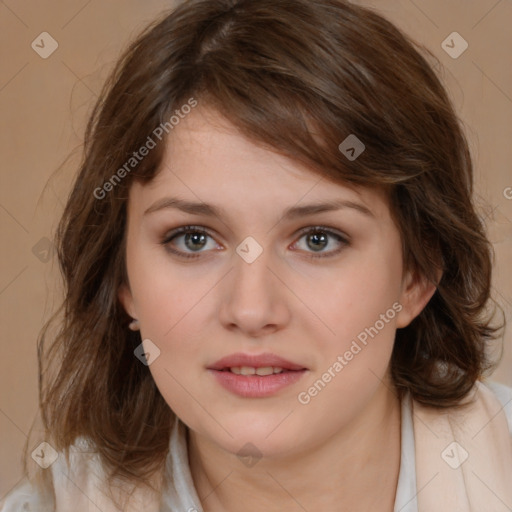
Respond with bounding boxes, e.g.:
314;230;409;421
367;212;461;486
1;0;511;499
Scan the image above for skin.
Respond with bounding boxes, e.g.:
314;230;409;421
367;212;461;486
118;105;437;511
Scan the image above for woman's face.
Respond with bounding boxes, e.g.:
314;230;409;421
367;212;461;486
119;106;434;458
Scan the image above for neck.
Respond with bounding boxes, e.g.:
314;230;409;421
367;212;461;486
188;384;401;512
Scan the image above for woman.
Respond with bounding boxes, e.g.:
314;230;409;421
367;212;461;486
2;0;511;510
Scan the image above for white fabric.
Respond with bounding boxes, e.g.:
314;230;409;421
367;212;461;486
413;379;512;511
394;392;418;512
1;380;511;511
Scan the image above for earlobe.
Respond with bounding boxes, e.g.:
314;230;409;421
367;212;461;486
118;283;137;319
396;268;440;329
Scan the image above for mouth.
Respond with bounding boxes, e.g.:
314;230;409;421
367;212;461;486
207;353;308;398
221;366;288;376
208;352;307;372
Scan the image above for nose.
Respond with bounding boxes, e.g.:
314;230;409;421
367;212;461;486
218;244;291;338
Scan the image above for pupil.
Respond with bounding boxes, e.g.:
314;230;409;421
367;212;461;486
308;232;327;251
185;233;206;251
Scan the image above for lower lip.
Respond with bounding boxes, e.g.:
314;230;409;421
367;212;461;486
209;369;307;398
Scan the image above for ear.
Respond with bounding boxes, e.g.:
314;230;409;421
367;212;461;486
118;283;137;319
395;266;441;329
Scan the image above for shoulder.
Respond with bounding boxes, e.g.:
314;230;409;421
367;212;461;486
0;478;49;512
1;436;162;512
0;437;97;512
482;379;512;434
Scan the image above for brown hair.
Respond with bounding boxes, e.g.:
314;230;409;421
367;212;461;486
27;0;503;497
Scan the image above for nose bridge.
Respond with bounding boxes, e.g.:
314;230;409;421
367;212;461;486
231;239;276;301
219;237;290;334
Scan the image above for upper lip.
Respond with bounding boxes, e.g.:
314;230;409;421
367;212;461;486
208;352;307;371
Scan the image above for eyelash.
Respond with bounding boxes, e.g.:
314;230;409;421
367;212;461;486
160;225;350;260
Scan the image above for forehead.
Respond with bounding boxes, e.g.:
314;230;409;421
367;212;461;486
130;105;391;221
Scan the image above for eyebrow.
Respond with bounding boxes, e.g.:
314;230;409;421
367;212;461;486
143;196;374;220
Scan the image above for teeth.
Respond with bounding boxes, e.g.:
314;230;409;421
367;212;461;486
229;366;284;376
255;367;274;376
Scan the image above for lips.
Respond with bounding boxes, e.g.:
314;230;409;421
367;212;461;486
207;352;308;398
208;352;307;372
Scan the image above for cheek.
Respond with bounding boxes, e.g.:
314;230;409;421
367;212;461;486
301;245;403;353
130;268;212;419
294;261;401;424
127;242;219;339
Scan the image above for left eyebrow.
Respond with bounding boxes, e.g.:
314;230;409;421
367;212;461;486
282;199;374;220
143;197;374;220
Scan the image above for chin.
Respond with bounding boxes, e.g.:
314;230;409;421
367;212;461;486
197;412;309;459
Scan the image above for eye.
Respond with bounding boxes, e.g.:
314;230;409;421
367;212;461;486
161;225;349;260
291;226;349;258
161;225;221;259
